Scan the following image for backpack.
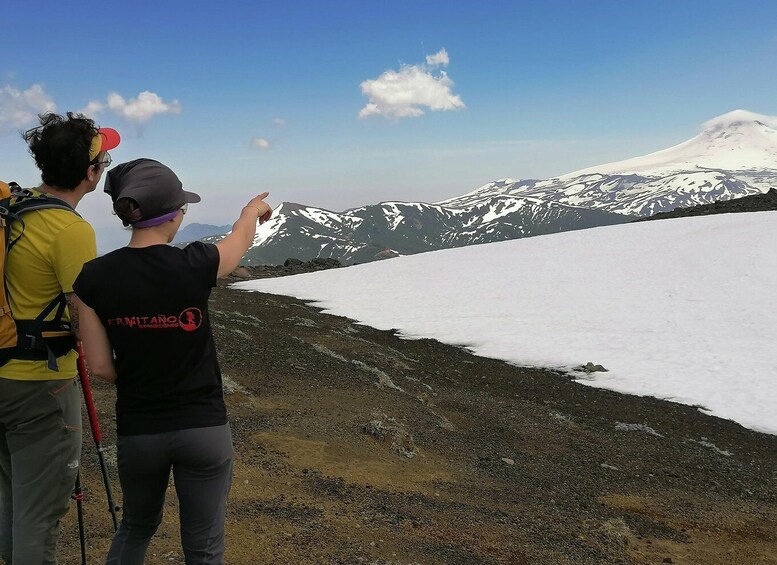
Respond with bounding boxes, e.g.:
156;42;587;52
0;181;82;371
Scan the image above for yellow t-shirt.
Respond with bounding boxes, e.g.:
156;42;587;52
1;194;97;380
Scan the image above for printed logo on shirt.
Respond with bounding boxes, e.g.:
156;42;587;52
107;307;203;331
178;307;202;332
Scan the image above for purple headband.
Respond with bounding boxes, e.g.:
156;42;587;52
132;210;180;228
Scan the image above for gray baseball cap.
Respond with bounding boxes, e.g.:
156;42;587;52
105;158;200;227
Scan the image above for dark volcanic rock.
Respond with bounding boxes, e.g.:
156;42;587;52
640;188;777;221
224;257;342;282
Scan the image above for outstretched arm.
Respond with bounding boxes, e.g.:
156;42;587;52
74;295;117;383
215;192;273;278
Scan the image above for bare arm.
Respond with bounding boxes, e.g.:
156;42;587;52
73;294;117;383
215;192;272;278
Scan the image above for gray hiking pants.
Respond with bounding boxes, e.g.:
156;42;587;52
106;423;233;565
0;377;82;565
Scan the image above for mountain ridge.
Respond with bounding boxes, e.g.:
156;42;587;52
206;110;776;265
231;197;631;265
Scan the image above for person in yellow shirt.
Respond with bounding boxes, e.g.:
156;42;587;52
0;112;120;564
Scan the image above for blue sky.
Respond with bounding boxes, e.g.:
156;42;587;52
2;0;776;240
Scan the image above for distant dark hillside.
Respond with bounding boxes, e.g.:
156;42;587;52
640;188;777;222
174;222;231;243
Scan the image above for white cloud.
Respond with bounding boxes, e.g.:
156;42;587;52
358;51;465;120
701;109;777;131
106;91;181;123
78;100;105;118
273;117;285;127
0;84;56;133
80;90;181;124
425;48;449;67
251;137;270;149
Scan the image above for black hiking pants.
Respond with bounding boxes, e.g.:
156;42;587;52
106;423;233;565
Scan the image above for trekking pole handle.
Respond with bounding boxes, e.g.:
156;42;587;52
76;342;103;443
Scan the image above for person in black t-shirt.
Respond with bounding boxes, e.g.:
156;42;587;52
73;158;272;565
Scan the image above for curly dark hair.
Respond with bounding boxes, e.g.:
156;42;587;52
22;112;99;190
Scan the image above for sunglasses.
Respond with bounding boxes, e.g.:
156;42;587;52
92;152;112;168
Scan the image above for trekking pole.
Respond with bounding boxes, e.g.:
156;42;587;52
76;343;120;531
73;472;87;564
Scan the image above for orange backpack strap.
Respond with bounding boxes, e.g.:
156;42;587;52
0;181;17;350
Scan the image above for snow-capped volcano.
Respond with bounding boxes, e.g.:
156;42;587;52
441;110;777;217
567;109;777;176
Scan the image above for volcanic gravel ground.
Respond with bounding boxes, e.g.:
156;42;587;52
56;283;777;564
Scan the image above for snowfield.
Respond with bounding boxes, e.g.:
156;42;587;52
233;212;777;435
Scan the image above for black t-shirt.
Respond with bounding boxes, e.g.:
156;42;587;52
74;242;226;436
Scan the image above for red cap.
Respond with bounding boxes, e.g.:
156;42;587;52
89;128;121;160
98;128;121;152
